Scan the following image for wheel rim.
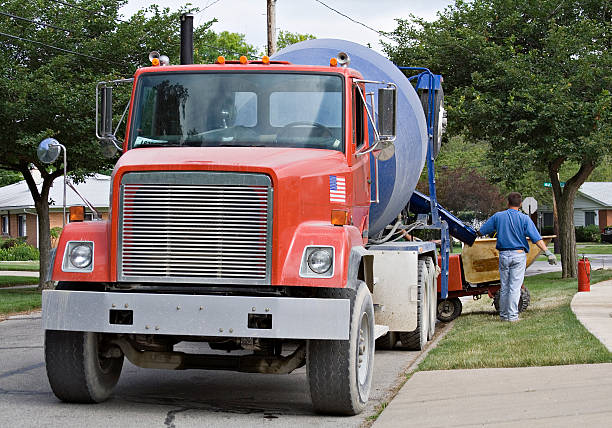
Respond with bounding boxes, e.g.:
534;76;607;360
438;300;454;318
357;311;371;386
96;334;118;374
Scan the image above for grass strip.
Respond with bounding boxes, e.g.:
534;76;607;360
419;269;612;371
0;276;39;288
0;261;40;271
0;289;41;315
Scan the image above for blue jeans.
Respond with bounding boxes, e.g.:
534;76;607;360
499;250;527;321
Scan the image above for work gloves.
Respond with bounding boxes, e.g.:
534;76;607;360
544;250;557;265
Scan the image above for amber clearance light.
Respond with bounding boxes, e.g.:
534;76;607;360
239;55;248;64
331;209;349;226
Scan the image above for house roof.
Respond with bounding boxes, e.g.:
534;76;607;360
578;182;612;208
0;173;110;211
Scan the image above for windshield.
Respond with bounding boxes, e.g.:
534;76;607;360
128;72;344;151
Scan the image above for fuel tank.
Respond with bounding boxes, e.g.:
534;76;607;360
273;39;428;236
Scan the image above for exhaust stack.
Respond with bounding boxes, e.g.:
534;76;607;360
180;13;194;65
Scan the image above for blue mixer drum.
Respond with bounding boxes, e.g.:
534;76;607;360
273;39;428;236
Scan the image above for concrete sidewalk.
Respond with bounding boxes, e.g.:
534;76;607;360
374;279;612;427
0;270;39;277
373;364;612;427
571;279;612;352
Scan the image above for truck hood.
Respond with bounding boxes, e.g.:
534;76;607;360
112;146;349;181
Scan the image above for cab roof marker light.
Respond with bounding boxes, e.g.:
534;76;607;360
239;55;248;64
262;55;270;64
330;57;338;67
216;56;226;64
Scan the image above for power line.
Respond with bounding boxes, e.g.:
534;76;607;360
47;0;129;23
0;31;130;68
312;0;394;41
0;10;72;33
195;0;224;16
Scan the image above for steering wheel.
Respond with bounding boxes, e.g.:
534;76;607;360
276;121;334;141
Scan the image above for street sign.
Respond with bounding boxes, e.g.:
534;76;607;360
522;197;538;215
543;182;565;188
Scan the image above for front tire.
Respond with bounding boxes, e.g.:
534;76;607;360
45;330;123;403
307;282;375;415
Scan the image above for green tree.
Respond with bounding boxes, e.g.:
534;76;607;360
386;0;612;277
277;30;316;50
0;169;22;187
0;0;252;288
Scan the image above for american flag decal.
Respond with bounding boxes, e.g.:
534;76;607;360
329;175;346;203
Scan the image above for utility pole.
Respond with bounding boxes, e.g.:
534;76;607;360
267;0;277;56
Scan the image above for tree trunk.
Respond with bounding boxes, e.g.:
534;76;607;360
549;159;595;278
20;164;62;290
35;196;54;290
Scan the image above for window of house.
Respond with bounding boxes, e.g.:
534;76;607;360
585;211;596;226
543;212;554;227
18;214;27;237
1;215;8;235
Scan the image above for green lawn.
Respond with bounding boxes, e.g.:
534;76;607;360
0;289;41;315
0;276;39;288
419;269;612;371
575;244;612;254
0;261;40;271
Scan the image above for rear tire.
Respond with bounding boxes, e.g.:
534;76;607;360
493;287;530;313
399;260;429;350
307;282;375;415
45;330;123;403
437;297;462;322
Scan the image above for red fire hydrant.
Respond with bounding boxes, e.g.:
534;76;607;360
578;256;591;292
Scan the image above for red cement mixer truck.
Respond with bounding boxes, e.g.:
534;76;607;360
41;14;476;415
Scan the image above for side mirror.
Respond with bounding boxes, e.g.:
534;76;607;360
377;87;396;140
100;87;113;137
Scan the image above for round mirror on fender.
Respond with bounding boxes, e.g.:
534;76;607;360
37;138;61;164
99;139;119;159
374;140;395;161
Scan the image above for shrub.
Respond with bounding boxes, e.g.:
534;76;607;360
1;237;26;249
575;225;601;243
0;243;39;261
50;227;63;239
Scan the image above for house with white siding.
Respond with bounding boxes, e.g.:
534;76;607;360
0;170;110;248
540;182;612;231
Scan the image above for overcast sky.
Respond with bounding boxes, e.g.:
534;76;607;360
121;0;454;54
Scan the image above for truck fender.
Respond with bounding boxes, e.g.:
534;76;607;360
52;221;112;283
347;246;374;292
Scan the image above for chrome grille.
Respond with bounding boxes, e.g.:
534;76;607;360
118;172;272;284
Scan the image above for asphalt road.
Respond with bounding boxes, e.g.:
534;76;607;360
525;254;612;277
0;315;437;428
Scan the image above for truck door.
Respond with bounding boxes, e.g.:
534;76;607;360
350;82;371;238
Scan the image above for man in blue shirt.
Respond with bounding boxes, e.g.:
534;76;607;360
479;192;557;322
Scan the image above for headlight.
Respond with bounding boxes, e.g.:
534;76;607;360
69;245;93;268
307;248;333;274
62;241;94;272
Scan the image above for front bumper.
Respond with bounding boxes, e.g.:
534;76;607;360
42;290;350;340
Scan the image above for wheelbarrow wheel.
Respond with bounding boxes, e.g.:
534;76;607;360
493;287;530;313
437;297;462;322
